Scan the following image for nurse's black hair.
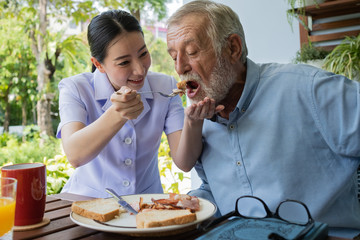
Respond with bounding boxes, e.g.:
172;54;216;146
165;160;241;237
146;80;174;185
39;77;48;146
88;10;144;72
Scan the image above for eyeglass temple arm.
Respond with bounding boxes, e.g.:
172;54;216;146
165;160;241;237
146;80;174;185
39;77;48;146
199;210;236;232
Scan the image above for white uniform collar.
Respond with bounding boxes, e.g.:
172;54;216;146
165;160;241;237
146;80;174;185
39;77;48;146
93;69;151;123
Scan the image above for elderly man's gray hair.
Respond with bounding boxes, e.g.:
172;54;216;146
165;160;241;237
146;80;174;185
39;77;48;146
167;0;248;63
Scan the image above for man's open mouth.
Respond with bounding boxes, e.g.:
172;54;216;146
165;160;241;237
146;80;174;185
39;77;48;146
186;81;200;97
186;81;199;90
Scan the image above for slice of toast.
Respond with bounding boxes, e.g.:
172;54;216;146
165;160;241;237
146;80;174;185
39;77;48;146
71;198;122;222
136;209;196;228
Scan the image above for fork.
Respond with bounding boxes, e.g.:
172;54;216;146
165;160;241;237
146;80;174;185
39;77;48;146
116;90;178;98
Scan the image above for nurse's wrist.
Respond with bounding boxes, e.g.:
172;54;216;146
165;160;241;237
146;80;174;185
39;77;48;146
107;105;128;126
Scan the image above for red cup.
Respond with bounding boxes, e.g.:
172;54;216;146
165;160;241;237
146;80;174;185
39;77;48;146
1;163;46;226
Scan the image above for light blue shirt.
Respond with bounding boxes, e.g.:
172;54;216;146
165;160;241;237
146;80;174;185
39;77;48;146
57;70;184;198
191;59;360;234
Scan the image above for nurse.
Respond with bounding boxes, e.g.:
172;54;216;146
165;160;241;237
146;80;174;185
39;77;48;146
56;10;184;198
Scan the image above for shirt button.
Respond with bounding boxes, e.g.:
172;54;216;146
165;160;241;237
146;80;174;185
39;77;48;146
125;158;132;166
229;125;235;130
122;180;130;187
241;108;246;113
236;161;241;166
124;137;132;144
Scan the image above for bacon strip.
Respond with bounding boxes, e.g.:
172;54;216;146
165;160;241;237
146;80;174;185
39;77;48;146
138;194;200;212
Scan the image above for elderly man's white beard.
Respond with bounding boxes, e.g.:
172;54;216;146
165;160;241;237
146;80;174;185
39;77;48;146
181;56;236;104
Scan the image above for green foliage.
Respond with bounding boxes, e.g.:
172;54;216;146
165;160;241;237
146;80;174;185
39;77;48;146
50;31;91;78
144;29;178;79
22;125;40;141
44;154;74;195
0;128;72;195
123;0;170;21
0;14;38;127
0;133;62;166
0;132;11;147
286;0;323;30
158;133;189;193
324;34;360;81
294;42;330;64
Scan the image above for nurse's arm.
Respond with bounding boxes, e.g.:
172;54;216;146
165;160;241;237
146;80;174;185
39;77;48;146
61;90;143;168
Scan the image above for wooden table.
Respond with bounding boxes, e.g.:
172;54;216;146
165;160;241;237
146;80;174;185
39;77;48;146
13;193;351;240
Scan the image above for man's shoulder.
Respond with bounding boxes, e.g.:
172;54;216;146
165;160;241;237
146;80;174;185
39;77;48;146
256;62;335;89
260;62;321;78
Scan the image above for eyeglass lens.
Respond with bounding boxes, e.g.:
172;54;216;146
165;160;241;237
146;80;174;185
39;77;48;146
236;197;268;218
277;201;309;225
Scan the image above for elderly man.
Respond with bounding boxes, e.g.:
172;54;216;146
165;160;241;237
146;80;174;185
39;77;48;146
167;0;360;237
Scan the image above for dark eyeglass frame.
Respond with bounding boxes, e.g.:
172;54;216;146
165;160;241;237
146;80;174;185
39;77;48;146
201;195;315;240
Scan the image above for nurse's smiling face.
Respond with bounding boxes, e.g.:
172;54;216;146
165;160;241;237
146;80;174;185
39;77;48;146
92;31;151;91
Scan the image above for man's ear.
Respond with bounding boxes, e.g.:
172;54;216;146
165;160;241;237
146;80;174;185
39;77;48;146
226;34;242;64
91;57;105;73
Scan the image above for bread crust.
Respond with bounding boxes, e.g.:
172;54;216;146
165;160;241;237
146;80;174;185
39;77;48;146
136;209;196;228
71;198;120;222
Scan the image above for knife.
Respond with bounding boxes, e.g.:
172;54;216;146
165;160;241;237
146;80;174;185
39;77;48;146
105;188;138;215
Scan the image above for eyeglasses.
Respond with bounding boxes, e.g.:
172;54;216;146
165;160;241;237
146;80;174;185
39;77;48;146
201;195;314;240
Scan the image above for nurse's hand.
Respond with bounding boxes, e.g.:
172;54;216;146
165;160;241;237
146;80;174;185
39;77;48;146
111;86;144;120
185;97;224;122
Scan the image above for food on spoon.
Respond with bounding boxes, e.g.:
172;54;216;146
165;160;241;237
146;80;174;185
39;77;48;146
174;80;187;96
136;209;196;228
71;198;126;222
176;80;187;91
172;88;186;96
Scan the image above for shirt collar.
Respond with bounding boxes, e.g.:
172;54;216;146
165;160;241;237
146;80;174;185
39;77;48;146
235;58;260;112
93;69;152;123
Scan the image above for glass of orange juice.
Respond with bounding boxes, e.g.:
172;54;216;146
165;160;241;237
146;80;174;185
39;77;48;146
0;177;17;239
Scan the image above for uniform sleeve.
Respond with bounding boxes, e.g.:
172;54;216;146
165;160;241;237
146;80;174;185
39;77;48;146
310;70;360;157
56;78;88;138
163;76;185;135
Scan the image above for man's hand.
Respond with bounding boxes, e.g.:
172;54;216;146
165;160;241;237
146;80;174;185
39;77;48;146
185;97;224;121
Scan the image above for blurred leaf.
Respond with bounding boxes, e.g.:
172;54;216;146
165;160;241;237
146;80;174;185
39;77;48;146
324;34;360;81
0;130;73;194
158;133;188;193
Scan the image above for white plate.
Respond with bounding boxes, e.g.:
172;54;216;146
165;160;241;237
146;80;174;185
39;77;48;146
70;193;217;236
